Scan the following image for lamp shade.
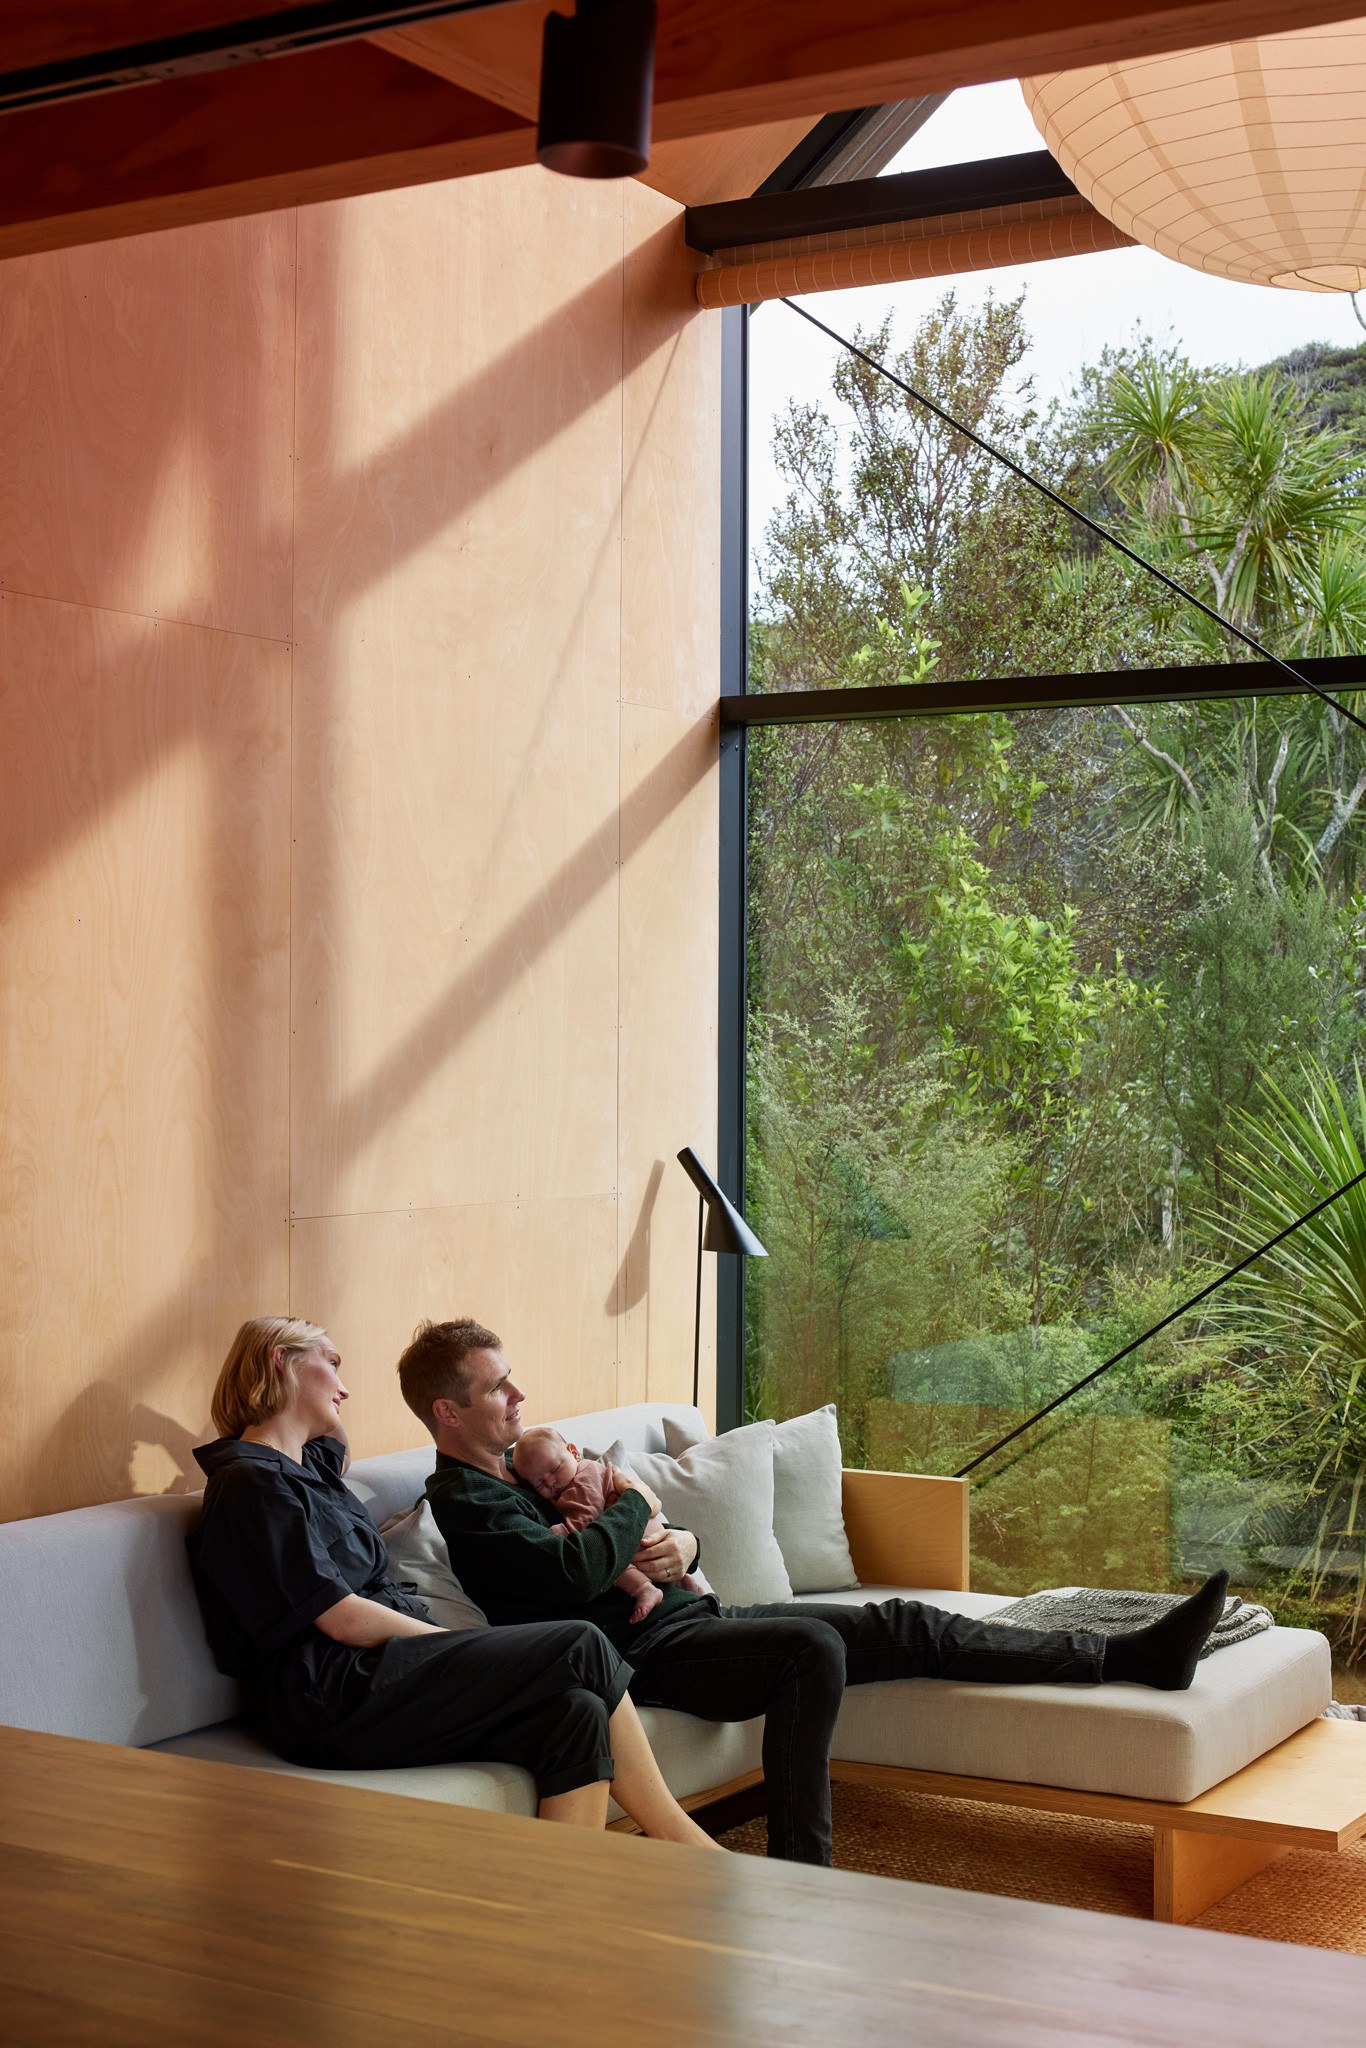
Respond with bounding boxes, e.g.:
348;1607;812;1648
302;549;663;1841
1021;20;1366;291
677;1147;768;1258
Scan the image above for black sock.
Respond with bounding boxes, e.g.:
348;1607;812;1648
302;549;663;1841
1101;1572;1229;1691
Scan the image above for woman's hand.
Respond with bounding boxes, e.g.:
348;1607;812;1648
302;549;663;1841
315;1594;445;1646
611;1467;662;1517
632;1526;698;1585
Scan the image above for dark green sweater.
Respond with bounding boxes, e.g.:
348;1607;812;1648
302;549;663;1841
425;1452;704;1654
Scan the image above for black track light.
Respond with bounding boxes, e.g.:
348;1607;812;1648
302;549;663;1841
536;0;657;180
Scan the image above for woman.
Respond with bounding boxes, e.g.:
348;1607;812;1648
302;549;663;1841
188;1316;718;1844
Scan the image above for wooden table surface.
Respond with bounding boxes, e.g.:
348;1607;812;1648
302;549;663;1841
3;1726;1364;2046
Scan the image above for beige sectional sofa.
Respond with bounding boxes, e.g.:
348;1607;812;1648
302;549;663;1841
1;1402;1330;1846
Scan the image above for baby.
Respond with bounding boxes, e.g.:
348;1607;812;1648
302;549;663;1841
512;1426;703;1623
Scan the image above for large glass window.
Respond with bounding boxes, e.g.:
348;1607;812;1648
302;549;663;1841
742;249;1366;1700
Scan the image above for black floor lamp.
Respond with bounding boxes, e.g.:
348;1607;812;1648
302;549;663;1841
677;1146;767;1409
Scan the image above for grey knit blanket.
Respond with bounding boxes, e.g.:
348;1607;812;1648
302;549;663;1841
988;1586;1273;1657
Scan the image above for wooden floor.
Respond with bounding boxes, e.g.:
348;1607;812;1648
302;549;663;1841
3;1726;1366;2046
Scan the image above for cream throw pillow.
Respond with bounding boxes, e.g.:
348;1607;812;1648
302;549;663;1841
380;1500;490;1632
600;1421;793;1607
663;1404;858;1595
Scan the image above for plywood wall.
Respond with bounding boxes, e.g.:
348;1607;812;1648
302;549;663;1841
0;169;720;1520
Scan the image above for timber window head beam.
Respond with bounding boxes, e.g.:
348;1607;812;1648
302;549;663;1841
685;148;1080;254
720;656;1366;731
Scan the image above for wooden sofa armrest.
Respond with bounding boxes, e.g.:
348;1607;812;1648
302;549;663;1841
841;1469;970;1592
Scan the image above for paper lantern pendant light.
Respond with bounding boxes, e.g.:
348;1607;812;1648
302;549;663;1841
1021;20;1366;291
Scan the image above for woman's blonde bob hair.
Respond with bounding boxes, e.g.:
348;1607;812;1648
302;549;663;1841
211;1316;329;1438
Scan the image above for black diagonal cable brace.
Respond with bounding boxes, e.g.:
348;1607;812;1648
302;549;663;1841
781;297;1366;741
954;1163;1366;1477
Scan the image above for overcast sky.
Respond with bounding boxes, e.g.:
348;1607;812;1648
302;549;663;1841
748;80;1366;568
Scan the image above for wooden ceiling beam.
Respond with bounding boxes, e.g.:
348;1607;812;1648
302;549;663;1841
645;0;1366;138
8;0;1366;119
369;2;548;119
373;0;1366;143
634;121;819;207
0;38;529;260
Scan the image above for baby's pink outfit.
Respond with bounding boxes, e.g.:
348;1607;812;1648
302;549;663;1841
549;1458;702;1623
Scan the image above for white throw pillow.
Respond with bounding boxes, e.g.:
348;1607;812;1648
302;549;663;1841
380;1501;490;1632
601;1421;793;1606
664;1404;858;1595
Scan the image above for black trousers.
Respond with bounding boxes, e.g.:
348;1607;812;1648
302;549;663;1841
283;1621;631;1799
625;1599;1106;1865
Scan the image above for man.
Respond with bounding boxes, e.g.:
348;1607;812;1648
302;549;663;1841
402;1317;1228;1865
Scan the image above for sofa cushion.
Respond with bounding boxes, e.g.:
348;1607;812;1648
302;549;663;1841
795;1585;1011;1620
665;1405;858;1596
547;1403;709;1459
380;1501;490;1632
0;1493;238;1746
149;1704;764;1825
604;1423;794;1605
802;1586;1333;1804
148;1719;541;1815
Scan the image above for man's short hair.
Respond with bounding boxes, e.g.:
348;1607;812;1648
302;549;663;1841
397;1317;502;1434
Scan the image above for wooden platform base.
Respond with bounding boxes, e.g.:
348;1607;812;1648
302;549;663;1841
1152;1828;1286;1924
830;1718;1366;1923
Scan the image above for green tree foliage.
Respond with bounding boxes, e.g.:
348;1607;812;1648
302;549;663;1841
745;987;1004;1463
1259;338;1366;450
1216;1066;1366;1635
757;292;1151;693
1089;360;1362;639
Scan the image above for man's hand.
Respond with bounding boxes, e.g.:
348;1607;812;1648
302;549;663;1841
610;1466;662;1517
632;1526;698;1585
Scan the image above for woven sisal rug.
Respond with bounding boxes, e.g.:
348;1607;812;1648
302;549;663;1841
718;1781;1366;1953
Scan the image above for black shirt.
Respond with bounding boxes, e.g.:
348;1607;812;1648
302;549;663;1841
188;1434;429;1735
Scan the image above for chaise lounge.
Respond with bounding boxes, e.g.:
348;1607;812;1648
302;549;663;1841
4;1400;1360;1926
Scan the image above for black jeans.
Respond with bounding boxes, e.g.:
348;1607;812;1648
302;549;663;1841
625;1599;1105;1865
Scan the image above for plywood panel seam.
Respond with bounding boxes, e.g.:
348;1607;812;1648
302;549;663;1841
0;581;292;650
